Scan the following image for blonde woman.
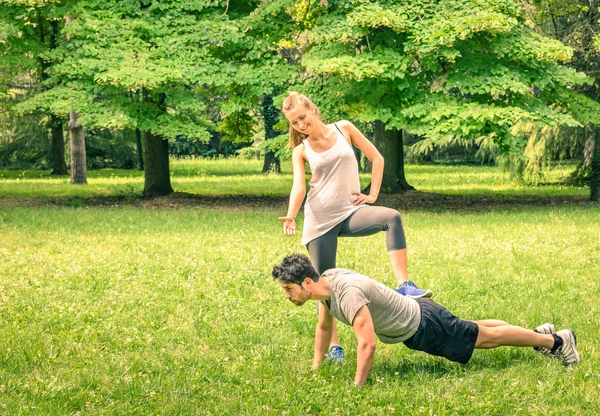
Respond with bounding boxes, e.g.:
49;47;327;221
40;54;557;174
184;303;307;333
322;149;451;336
278;92;432;362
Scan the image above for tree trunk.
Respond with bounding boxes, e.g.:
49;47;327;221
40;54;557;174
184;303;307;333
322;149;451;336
353;146;363;172
261;93;281;173
69;111;87;184
135;128;144;170
50;116;67;175
39;15;67;175
364;120;414;194
262;150;281;173
143;131;173;197
64;16;87;184
590;125;600;201
364;156;372;173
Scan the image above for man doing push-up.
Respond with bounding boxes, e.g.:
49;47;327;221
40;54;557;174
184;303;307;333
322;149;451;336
271;254;580;387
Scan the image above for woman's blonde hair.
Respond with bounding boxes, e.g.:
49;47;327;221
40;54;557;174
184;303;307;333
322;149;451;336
282;92;323;148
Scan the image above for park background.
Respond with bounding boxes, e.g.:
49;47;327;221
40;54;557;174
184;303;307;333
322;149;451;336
1;1;599;415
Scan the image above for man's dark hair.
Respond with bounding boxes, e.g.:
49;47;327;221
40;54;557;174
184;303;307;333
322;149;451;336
272;254;320;285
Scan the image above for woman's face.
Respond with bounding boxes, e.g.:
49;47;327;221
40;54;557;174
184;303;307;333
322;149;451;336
285;103;316;135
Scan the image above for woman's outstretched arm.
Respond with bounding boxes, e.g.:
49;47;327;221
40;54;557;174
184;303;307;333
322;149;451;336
279;144;307;235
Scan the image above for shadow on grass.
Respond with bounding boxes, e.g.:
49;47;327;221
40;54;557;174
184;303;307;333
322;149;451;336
375;348;547;381
0;190;596;212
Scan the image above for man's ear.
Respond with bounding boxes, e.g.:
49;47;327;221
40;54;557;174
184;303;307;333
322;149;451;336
302;277;313;289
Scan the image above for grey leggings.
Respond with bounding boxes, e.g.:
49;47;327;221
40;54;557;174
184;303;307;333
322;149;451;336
306;206;406;274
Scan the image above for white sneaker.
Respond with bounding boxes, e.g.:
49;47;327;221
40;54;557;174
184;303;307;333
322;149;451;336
533;322;555;355
551;329;580;367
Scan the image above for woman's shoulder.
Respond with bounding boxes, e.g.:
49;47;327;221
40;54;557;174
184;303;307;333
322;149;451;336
333;120;356;135
333;120;354;129
331;120;355;143
292;142;307;159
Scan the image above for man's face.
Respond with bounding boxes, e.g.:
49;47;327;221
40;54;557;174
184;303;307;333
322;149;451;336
279;281;311;306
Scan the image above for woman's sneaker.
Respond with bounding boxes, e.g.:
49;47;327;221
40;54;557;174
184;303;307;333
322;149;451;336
327;346;345;363
551;329;580;367
533;322;555;355
396;280;433;298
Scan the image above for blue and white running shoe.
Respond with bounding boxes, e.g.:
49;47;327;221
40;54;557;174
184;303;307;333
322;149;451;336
395;280;433;298
327;346;345;363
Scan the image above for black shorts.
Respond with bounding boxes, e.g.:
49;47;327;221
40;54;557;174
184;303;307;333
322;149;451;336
403;298;479;364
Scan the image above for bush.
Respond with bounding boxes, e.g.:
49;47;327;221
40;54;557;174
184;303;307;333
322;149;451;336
85;129;136;169
236;143;264;160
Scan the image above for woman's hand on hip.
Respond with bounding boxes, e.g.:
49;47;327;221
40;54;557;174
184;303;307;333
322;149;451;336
351;192;376;205
278;216;296;235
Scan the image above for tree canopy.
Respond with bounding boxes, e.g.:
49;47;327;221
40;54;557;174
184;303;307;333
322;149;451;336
298;0;598;152
2;0;599;198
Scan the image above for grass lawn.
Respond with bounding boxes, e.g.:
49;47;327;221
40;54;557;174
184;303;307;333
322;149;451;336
0;158;590;200
0;160;598;414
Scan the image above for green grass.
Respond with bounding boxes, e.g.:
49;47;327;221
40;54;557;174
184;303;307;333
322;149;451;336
407;163;588;197
0;160;598;414
0;158;589;199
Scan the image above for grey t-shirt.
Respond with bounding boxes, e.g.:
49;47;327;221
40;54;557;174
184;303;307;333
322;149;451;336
320;268;421;344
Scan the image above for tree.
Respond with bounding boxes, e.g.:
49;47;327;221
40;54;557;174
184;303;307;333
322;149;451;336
17;1;225;196
296;0;600;193
65;15;86;184
218;0;298;174
0;0;69;175
373;121;413;192
524;0;600;200
16;0;297;196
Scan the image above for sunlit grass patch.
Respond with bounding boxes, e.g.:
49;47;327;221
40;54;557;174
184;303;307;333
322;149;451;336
0;158;590;200
404;163;588;197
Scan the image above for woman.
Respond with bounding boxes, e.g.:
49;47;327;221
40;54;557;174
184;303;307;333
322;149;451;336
278;92;432;361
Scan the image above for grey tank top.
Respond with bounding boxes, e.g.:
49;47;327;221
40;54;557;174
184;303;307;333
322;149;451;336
301;125;366;245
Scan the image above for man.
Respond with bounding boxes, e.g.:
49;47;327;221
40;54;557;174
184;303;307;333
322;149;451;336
271;254;580;387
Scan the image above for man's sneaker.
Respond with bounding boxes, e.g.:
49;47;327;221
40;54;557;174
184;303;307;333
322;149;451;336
533;322;555;355
327;346;345;363
395;280;433;298
551;329;580;367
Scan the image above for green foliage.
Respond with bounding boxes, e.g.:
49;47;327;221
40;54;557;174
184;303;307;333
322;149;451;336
407;133;499;164
496;1;600;187
8;0;297;141
297;0;600;157
217;110;255;144
499;123;586;184
0;1;47;86
85;128;136;169
257;133;291;159
0;111;51;169
2;0;302;185
168;134;245;158
236;142;264;160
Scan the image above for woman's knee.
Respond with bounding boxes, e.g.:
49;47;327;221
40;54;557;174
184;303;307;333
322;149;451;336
388;211;402;228
385;211;406;249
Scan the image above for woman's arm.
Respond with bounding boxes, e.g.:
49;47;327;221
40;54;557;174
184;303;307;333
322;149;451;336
339;120;384;205
278;145;307;235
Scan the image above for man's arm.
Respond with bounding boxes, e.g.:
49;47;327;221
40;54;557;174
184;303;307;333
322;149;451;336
352;305;377;387
312;302;334;370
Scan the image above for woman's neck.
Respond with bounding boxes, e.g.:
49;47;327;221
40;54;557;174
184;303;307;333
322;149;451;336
307;121;331;141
